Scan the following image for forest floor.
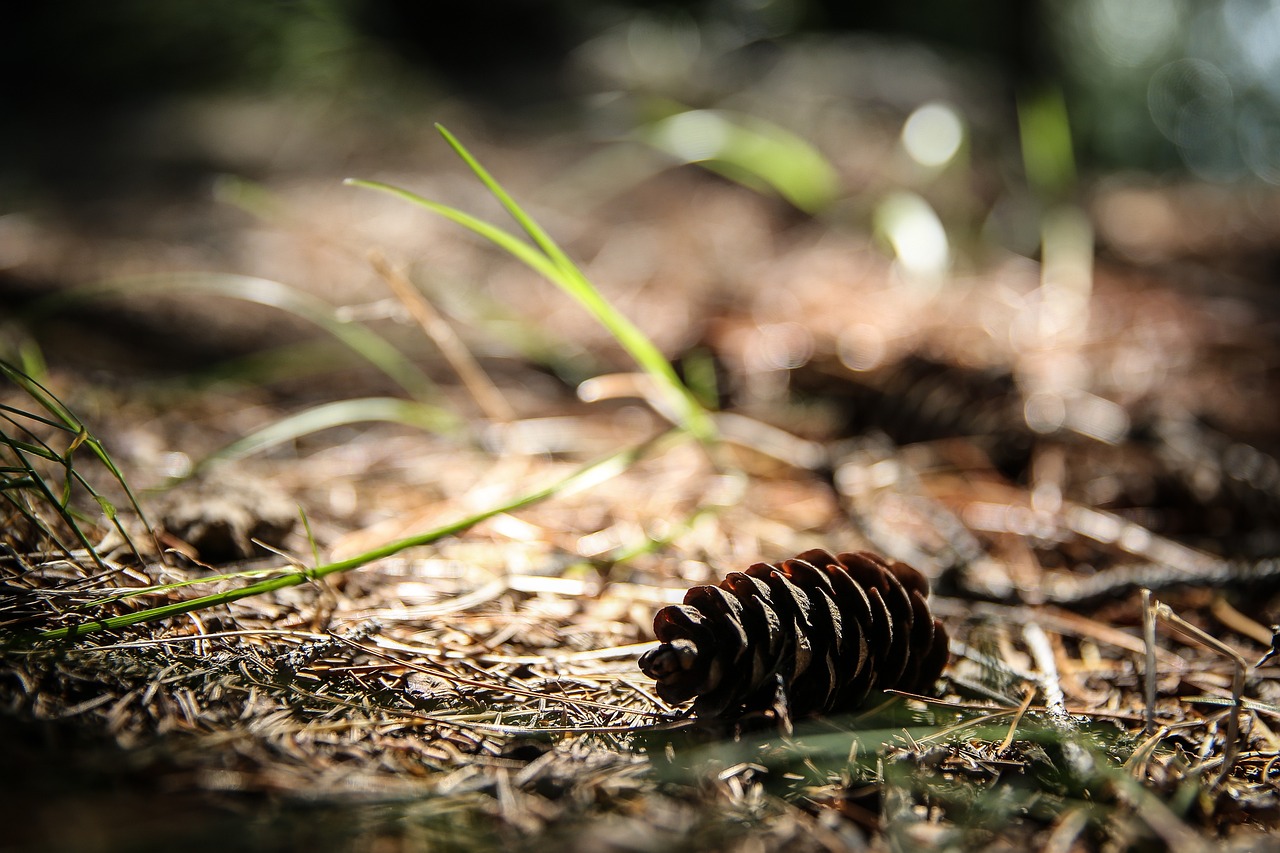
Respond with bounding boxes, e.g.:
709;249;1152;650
3;86;1280;852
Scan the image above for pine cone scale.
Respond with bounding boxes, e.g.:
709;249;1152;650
844;552;917;686
722;573;785;688
748;566;816;683
900;590;936;690
782;560;847;715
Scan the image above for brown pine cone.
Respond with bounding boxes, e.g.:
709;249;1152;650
638;549;949;719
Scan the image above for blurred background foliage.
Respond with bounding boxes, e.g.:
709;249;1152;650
6;0;1280;197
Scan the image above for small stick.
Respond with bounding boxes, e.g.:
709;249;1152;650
369;249;515;423
1145;589;1247;784
1210;596;1274;646
1124;724;1170;779
1142;589;1157;734
997;686;1037;754
1024;621;1070;725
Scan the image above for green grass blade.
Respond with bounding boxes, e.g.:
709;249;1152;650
1;438;61;462
2;360;155;564
0;443;99;564
1018;88;1076;199
299;506;320;567
343;180;568;282
21;274;443;407
199;397;457;468
432;126;715;440
0;403;67;433
433;124;582;279
79;564;321;609
348;129;716;443
642;109;840;214
36;429;684;642
0;361;81;431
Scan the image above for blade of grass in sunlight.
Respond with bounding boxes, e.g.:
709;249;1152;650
21;273;446;410
0;326;50;383
197;396;458;469
1018;88;1093;345
346;125;717;444
369;249;515;423
641;108;840;214
1018;88;1077;199
1;359;154;565
37;429;685;642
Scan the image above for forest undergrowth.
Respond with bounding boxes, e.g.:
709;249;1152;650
3;122;1280;853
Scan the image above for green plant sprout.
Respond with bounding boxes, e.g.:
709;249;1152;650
1;359;154;569
196;396;457;472
346;124;717;444
641;107;839;214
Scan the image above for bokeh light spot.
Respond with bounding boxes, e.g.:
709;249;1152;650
902;101;965;168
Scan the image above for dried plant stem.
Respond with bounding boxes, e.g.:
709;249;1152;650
1125;724;1170;779
1145;589;1247;784
13;628;326;654
997;687;1037;753
1143;589;1157;734
335;636;666;719
369;250;515;423
935;600;1184;666
1210;597;1274;646
1024;621;1069;724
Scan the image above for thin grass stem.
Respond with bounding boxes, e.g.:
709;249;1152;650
37;429;683;642
346;125;716;443
20;275;442;406
368;249;515;423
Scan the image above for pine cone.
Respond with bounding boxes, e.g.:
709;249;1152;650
638;549;949;719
